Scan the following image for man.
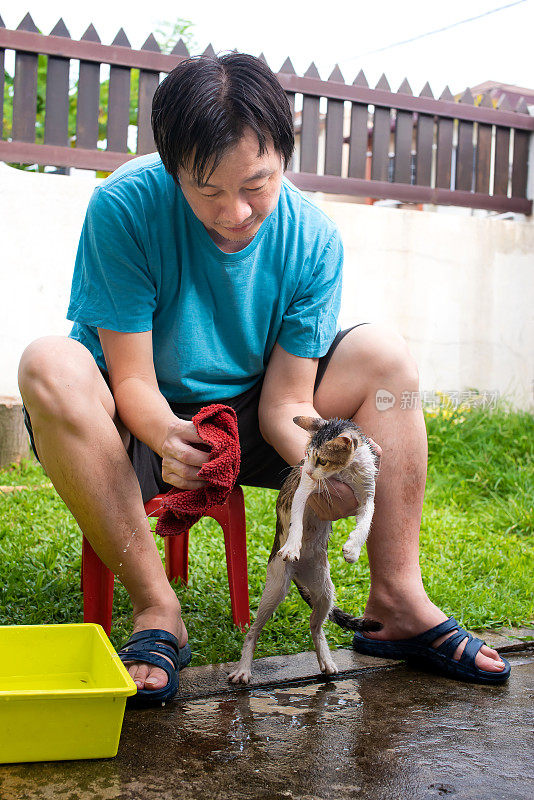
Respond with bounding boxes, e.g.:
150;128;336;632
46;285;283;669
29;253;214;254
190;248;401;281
18;54;508;706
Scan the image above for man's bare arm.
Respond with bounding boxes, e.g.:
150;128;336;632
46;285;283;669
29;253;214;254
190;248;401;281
258;342;319;465
98;328;209;489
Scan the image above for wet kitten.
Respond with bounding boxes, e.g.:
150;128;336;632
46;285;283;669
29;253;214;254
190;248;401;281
228;415;381;684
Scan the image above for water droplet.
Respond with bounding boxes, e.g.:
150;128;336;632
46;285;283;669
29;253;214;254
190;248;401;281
116;503;167;566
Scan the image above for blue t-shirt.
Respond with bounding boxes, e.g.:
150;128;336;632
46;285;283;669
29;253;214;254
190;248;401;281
67;154;343;402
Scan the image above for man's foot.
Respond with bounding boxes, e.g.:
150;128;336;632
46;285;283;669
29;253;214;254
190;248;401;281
121;598;188;691
362;593;505;673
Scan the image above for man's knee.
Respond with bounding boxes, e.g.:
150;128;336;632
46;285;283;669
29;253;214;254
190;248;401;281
18;336;106;420
355;323;419;385
357;324;420;386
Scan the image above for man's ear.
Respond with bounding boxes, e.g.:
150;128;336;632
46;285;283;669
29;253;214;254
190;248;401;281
293;416;323;432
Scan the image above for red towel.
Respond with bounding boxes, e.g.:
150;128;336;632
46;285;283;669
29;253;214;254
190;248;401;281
155;404;241;537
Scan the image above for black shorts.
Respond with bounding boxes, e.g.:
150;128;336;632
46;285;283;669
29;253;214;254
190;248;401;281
23;324;369;502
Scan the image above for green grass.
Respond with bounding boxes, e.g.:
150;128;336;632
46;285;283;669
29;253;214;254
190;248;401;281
0;404;532;665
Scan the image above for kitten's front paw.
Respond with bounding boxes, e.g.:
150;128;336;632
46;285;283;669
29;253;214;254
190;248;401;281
228;667;252;684
278;544;300;562
342;543;361;563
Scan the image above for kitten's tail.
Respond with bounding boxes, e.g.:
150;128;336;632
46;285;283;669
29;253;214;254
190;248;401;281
329;606;382;632
294;581;382;632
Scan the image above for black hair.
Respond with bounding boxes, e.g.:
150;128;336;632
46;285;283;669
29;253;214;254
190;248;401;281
151;53;294;185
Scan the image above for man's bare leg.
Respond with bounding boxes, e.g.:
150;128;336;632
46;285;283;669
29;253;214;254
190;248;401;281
313;323;504;673
18;336;186;691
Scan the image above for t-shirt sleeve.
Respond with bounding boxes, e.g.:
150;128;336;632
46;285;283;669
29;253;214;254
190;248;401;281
277;230;343;358
67;186;156;332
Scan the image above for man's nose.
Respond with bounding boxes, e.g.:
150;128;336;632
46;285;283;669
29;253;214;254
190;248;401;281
220;196;252;225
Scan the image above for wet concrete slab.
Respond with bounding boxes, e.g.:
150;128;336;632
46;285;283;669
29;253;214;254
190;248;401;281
475;626;534;653
1;650;533;800
181;647;402;699
172;626;534;700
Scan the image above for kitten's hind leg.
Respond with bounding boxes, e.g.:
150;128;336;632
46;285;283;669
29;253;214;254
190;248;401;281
308;575;338;676
228;558;291;685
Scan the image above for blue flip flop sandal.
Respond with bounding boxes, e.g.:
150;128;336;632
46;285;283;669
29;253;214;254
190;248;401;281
352;616;511;685
118;628;192;708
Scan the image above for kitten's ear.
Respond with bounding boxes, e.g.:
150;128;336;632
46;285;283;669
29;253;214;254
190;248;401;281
330;435;354;450
293;415;323;432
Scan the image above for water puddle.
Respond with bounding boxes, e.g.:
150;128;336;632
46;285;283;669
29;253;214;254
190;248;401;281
181;680;363;733
174;680;366;768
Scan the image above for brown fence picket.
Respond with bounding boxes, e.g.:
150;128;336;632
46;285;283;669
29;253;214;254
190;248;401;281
44;19;70;147
512;129;529;197
279;57;296;171
300;62;321;173
436;86;454;189
106;28;131;152
393;78;414;184
12;14;39;144
171;38;189;58
348;70;369;180
415;82;434;187
456;89;475;192
324;65;345;176
370;74;391;182
202;43;216;58
474;92;493;195
512;98;529;198
137;33;161;155
494;128;511;196
494;96;512;196
76;24;101;150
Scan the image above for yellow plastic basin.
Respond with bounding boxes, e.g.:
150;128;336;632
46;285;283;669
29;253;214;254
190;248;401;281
0;623;137;763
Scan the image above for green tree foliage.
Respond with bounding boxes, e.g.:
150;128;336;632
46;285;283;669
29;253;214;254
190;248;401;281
154;19;197;54
2;19;195;170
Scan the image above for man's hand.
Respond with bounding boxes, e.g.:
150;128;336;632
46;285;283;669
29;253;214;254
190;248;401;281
307;437;382;521
161;419;211;490
368;437;382;473
307;478;358;521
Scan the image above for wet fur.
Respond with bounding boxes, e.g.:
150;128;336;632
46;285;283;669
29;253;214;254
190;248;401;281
228;416;381;684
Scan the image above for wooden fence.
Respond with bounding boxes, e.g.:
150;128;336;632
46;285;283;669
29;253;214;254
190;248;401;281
1;13;533;214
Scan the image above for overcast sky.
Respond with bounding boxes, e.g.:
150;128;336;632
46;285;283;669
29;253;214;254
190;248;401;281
3;0;532;97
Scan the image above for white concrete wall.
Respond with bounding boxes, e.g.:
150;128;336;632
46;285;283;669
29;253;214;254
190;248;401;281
0;164;97;397
315;197;534;409
1;163;532;409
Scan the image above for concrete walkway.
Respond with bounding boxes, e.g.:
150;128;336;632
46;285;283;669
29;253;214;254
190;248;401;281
1;634;533;800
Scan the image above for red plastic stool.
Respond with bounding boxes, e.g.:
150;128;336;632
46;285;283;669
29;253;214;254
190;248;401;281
81;485;250;635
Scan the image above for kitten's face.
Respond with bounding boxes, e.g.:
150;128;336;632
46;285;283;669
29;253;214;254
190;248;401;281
306;438;354;481
294;416;358;481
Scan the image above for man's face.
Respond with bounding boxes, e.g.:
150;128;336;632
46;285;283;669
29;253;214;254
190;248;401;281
178;127;283;246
